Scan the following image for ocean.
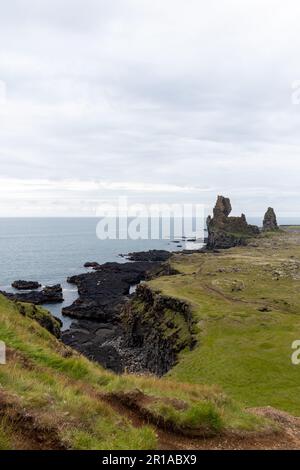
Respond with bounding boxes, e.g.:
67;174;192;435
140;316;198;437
0;217;298;330
0;218;183;329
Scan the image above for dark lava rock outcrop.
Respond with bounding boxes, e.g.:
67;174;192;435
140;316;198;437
207;196;259;249
63;319;123;372
123;250;172;262
62;260;158;372
2;284;63;305
263;207;279;232
120;284;196;376
12;280;41;290
62;262;156;321
84;261;101;269
62;256;188;375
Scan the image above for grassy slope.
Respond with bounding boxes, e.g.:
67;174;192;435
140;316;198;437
0;295;270;450
149;229;300;415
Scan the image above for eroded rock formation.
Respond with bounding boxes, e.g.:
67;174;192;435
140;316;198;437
62;256;189;375
62;260;160;373
207;196;259;249
2;284;63;305
12;280;41;290
263;207;279;232
120;284;196;376
123;250;172;262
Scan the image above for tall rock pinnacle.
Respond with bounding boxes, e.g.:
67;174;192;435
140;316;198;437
263;207;279;232
206;196;259;249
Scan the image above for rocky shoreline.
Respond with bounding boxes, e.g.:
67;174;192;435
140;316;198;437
2;195;281;377
61;253;177;374
61;196;280;375
12;280;42;290
1;284;64;304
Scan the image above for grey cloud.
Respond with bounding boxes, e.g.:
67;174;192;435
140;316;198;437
0;0;299;215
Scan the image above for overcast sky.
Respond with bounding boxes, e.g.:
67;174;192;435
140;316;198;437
0;0;300;217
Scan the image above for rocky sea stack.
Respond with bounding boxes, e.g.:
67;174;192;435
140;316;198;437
263;207;279;232
12;280;41;290
2;284;64;305
207;196;259;249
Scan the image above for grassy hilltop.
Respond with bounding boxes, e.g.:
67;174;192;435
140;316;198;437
0;293;272;450
149;227;300;415
1;227;300;449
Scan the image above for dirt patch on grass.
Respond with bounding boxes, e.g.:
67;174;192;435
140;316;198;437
0;390;68;450
249;406;300;443
105;390;219;438
103;393;300;449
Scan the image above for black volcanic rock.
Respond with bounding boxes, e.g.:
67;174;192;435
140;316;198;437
62;261;156;321
2;284;63;305
62;246;201;376
263;207;279;232
62;320;123;373
42;285;64;303
119;284;196;376
213;195;232;219
207;196;259;249
62;259;171;373
125;250;172;262
84;262;101;269
12;280;41;290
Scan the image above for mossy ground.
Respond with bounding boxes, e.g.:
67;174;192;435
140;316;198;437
126;296;193;350
148;228;300;416
0;293;270;449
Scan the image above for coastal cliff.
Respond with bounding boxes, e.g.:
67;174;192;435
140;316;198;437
206;195;260;249
0;291;275;449
62;258;195;375
120;284;196;375
2;222;300;448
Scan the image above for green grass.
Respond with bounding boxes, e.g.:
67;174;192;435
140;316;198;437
3;229;297;448
149;400;222;432
123;297;194;350
0;291;270;449
147;230;300;416
0;421;12;450
14;301;61;337
0;295;157;450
